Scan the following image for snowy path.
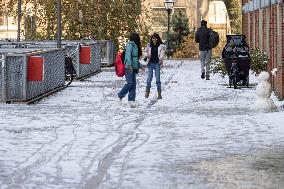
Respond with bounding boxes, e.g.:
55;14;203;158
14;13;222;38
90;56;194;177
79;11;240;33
0;60;284;189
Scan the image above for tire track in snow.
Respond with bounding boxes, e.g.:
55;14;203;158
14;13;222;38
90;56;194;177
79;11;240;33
79;115;142;187
83;61;183;188
2;115;80;188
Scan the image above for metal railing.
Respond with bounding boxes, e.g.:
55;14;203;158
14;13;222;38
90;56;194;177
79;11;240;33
0;40;112;103
24;41;101;78
0;48;65;103
98;40;116;66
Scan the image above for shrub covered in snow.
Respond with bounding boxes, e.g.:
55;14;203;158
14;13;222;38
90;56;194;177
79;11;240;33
250;48;268;75
210;48;268;78
210;57;227;78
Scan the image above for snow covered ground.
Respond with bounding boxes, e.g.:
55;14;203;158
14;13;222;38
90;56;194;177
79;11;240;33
0;60;284;189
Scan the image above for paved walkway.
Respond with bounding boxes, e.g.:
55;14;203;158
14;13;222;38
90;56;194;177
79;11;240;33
0;60;284;189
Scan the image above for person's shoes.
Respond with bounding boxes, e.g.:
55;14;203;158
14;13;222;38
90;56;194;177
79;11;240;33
157;90;162;100
201;72;205;79
145;88;150;98
206;77;210;80
117;96;122;105
128;101;137;108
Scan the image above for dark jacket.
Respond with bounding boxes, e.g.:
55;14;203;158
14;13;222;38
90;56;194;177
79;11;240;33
195;26;212;51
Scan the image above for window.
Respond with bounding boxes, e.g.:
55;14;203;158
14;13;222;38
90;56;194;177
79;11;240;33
152;8;167;27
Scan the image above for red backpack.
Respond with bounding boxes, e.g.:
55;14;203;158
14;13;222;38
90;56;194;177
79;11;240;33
115;51;126;77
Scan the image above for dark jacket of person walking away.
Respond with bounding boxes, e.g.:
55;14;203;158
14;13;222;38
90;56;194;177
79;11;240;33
118;32;144;107
144;33;166;100
195;20;212;80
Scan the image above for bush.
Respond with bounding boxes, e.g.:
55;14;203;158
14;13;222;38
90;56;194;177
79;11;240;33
212;35;226;58
210;57;227;78
249;48;268;75
210;48;268;78
173;34;199;58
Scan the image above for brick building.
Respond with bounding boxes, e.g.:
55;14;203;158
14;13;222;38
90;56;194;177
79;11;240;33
142;0;229;41
242;0;284;99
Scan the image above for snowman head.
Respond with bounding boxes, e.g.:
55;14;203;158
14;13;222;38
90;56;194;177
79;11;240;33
258;71;270;82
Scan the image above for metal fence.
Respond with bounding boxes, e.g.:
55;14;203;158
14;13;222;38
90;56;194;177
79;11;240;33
1;40;114;68
64;42;101;78
0;48;65;103
98;40;116;66
0;40;114;103
24;41;101;78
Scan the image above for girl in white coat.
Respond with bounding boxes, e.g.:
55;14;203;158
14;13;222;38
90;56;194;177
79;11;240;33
144;33;166;99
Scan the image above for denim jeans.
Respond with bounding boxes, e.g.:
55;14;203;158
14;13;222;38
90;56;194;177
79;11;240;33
146;63;161;91
200;49;212;77
118;68;136;101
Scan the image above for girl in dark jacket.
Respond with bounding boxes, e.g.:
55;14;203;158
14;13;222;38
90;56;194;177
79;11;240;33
144;33;166;99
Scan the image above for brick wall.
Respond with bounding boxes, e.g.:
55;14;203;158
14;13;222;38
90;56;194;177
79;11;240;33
249;12;254;47
269;5;276;73
255;10;259;48
276;4;284;98
243;13;248;40
242;3;284;100
262;9;266;52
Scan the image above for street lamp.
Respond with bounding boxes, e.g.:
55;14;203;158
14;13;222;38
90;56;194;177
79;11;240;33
56;0;62;48
17;0;21;42
164;0;174;59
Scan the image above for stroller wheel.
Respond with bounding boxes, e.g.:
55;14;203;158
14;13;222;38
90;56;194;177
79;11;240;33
246;75;249;87
233;75;237;89
229;76;232;88
65;75;74;86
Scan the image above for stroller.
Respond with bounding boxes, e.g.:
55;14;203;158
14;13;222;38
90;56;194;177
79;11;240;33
222;35;251;89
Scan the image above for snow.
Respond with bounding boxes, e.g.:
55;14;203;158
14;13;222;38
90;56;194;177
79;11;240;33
0;59;284;189
254;71;277;111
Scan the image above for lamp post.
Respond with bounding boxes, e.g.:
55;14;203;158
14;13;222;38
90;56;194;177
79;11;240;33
56;0;62;48
17;0;21;42
164;0;174;59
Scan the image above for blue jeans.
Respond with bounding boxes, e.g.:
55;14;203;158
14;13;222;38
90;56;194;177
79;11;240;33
118;68;136;101
146;63;161;91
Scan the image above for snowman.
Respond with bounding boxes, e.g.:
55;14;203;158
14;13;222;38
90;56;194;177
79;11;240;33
254;71;277;111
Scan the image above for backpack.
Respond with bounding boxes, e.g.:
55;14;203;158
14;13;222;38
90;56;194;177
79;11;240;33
209;30;219;49
115;51;125;77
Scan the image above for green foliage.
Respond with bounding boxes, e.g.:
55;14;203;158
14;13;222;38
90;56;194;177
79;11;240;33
0;1;4;16
171;10;190;47
210;57;227;78
173;33;199;58
212;34;226;58
223;0;242;34
24;15;37;40
166;9;190;56
2;0;150;48
250;48;268;75
210;48;268;78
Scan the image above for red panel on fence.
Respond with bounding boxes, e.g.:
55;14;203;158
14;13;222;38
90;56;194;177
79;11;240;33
27;56;44;81
80;46;91;64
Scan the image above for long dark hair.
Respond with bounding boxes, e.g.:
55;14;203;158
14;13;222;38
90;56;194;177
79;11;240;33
150;33;163;47
129;32;142;57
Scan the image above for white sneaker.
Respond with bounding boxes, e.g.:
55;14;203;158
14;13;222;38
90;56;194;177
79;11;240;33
117;97;122;105
128;101;137;108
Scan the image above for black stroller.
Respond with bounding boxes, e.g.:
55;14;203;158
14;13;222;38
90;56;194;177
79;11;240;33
222;35;251;89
